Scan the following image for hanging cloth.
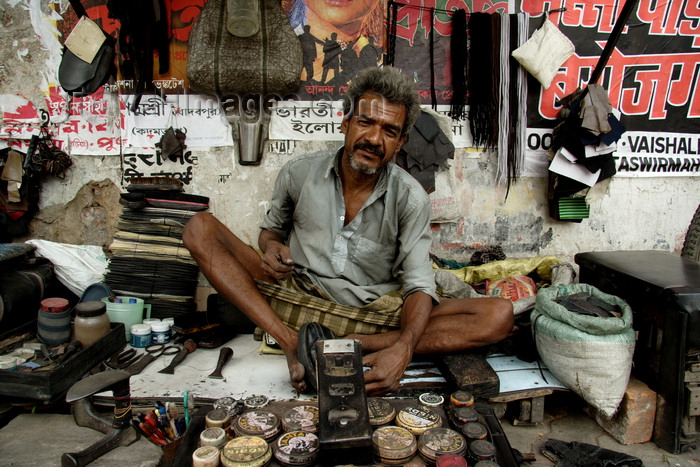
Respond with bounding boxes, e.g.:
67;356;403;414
467;12;499;149
449;9;468;120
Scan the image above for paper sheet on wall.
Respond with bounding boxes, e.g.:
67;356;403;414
120;94;233;152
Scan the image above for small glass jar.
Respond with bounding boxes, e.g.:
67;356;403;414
73;301;111;348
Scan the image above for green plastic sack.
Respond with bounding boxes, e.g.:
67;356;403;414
531;283;635;417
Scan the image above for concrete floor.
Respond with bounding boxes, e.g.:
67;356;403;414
500;391;700;466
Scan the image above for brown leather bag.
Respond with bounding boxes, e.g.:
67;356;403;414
186;0;303;95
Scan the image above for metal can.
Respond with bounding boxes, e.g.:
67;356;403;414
199;426;227;448
205;408;231;429
419;392;445;407
453;406;479;424
449;390;475;408
371;425;417;465
233;410;281;441
273;431;319;466
395;405;442;435
468;439;497;462
281;405;319;433
417;427;467;465
221;436;272;467
192;445;221;467
367;398;396;426
461;421;488;441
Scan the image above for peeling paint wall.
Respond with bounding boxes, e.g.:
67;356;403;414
1;1;699;269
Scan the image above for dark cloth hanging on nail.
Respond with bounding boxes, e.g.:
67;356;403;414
449;9;468;120
396;111;455;193
468;12;499;149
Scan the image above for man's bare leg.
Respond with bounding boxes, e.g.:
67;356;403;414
351;297;514;354
182;212;306;393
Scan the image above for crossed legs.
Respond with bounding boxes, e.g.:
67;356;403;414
183;212;515;393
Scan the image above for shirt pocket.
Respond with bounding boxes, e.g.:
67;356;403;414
349;236;396;285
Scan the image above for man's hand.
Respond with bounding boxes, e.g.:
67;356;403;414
262;239;294;280
362;340;412;396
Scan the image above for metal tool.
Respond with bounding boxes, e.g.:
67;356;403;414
208;346;233;379
104;348;139;370
125;343;180;375
317;339;372;465
158;339;196;374
61;370;139;467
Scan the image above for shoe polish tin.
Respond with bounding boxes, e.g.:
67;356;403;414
281;405;319;433
367;398;396;426
419;392;445;407
221;436;272;467
453;406;479;424
462;421;488;441
449;390;474;408
234;410;281;441
192;445;221;467
273;431;319;466
468;439;497;462
371;425;417;465
205;408;231;429
417;427;467;464
396;405;442;435
199;426;227;448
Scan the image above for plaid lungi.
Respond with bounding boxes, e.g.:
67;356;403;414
255;272;403;336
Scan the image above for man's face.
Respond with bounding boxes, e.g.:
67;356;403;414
341;93;407;176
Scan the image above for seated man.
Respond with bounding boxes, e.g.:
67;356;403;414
183;66;513;396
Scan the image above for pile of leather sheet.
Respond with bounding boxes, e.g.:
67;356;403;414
105;181;207;320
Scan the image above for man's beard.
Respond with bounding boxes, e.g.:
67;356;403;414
348;141;384;176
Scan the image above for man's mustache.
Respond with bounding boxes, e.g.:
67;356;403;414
353;141;384;158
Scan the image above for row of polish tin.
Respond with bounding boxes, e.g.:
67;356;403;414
191;391;500;466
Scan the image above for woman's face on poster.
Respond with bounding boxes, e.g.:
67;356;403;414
305;0;380;29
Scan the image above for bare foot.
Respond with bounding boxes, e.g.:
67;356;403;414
278;328;308;394
285;348;307;394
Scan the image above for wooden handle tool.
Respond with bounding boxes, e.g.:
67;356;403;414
208;346;233;379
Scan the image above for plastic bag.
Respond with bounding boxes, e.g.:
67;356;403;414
511;14;575;89
25;239;108;297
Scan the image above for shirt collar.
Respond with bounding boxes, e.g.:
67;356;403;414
326;146;390;196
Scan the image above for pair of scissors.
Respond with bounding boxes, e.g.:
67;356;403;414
125;343;180;375
104;348;140;370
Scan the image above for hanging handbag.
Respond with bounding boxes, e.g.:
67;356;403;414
186;0;303;95
58;0;115;96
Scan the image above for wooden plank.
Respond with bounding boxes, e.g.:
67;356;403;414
438;352;499;398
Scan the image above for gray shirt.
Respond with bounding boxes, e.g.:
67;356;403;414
261;149;438;307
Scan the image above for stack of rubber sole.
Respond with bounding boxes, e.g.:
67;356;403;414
105;179;208;320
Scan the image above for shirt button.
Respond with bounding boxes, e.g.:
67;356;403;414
340;216;345;221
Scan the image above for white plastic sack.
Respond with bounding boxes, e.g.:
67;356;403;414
25;239;108;297
532;284;635;417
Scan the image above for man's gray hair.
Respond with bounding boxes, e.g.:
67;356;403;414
342;67;421;136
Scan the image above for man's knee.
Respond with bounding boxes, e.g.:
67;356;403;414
491;298;515;342
182;212;214;252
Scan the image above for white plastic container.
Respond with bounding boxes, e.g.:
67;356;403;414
151;321;171;344
131;324;152;348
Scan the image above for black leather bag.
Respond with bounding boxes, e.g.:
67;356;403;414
58;0;115;96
